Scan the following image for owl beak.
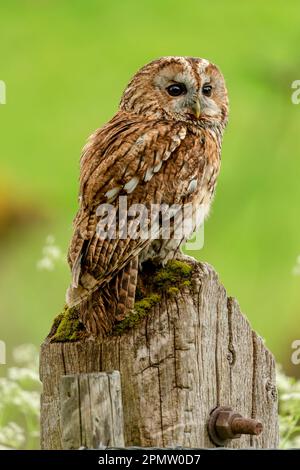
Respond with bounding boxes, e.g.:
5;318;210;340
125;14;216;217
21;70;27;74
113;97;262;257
191;100;201;119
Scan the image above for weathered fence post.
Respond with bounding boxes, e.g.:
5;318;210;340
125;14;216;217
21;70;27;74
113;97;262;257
40;261;279;449
60;372;124;449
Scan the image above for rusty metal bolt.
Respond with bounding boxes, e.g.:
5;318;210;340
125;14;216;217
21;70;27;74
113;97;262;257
208;406;263;446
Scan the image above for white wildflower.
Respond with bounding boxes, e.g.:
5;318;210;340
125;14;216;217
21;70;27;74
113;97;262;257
10;390;40;416
46;234;55;244
0;344;40;449
277;365;300;448
292;255;300;275
0;422;25;449
281;392;300;401
36;235;65;271
13;344;38;368
292;266;300;276
8;367;41;390
43;244;61;260
37;257;54;271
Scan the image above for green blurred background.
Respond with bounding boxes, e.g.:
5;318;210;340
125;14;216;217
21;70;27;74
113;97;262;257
0;0;299;377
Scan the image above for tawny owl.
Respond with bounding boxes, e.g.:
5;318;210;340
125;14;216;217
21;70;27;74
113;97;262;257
66;56;229;337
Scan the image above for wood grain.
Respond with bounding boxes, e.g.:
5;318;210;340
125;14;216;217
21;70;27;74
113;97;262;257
40;262;278;449
60;372;124;449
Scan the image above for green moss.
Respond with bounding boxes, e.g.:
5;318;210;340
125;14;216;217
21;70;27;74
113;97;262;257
114;260;194;334
49;261;194;340
153;260;193;291
167;286;179;296
52;312;64;330
51;306;85;342
114;293;161;334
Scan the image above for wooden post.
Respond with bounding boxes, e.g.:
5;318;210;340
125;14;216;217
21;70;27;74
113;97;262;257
40;261;279;449
60;372;124;449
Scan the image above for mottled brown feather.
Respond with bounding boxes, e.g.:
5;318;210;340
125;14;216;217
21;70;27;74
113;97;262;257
66;56;229;337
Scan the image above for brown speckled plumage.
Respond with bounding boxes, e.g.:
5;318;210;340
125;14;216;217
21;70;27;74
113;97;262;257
66;56;229;337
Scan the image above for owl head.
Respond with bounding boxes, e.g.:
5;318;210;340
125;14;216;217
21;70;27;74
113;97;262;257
120;56;229;129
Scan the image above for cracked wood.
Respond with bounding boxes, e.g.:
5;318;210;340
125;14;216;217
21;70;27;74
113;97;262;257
40;261;279;449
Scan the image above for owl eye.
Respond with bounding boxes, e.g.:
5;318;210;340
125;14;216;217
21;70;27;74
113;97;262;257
166;83;187;97
202;84;212;97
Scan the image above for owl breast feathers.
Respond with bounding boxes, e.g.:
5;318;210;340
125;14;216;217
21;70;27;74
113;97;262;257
66;56;229;337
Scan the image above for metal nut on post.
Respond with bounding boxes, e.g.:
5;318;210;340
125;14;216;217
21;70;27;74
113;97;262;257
208;406;263;446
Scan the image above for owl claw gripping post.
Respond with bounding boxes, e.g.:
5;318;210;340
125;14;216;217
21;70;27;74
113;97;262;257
66;57;229;337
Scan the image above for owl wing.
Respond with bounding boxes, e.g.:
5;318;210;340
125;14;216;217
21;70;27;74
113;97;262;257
67;111;187;307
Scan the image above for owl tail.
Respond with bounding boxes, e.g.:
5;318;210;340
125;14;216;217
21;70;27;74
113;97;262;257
66;257;139;337
79;288;114;338
66;284;89;308
113;256;138;321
